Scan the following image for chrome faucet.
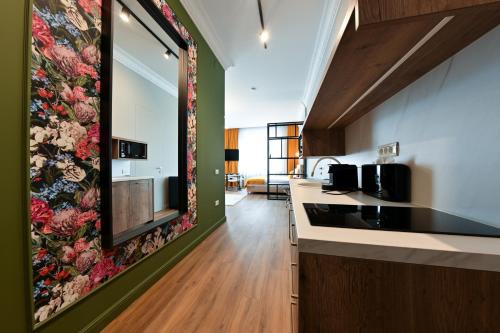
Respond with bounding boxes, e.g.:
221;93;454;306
311;156;342;177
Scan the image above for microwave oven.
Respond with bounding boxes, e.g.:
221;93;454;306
119;140;147;159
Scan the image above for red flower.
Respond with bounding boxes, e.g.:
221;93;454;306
31;198;54;226
32;13;55;48
38;88;54;99
89;258;120;286
95;219;101;231
95;80;100;93
56;270;70;281
76;140;91;160
42;102;49;110
39;264;55;277
44;279;52;286
87;123;100;144
37;249;48;260
36;68;46;79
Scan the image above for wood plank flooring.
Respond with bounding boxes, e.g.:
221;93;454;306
103;194;291;333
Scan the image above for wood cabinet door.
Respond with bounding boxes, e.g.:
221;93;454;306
112;181;130;235
130;179;153;227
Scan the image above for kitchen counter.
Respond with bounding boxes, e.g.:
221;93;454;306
290;178;500;272
112;176;154;182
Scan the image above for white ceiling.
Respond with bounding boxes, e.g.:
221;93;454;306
181;0;342;129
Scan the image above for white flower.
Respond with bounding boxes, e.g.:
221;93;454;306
53;121;87;151
30;154;47;169
60;275;90;308
34;296;62;322
66;6;88;31
91;157;100;170
63;164;86;182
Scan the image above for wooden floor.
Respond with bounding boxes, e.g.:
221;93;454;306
103;194;291;333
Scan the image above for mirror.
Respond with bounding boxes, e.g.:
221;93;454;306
101;0;189;247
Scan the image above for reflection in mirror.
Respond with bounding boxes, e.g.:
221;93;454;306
111;0;180;240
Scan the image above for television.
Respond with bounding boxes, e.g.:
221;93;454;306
225;149;239;161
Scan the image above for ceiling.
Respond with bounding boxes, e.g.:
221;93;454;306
181;0;342;129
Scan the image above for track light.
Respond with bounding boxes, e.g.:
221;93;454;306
259;30;270;44
120;6;131;23
164;50;172;60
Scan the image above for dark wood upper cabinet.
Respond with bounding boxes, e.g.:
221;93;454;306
302;0;500;156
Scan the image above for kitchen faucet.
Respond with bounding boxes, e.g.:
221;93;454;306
310;156;342;177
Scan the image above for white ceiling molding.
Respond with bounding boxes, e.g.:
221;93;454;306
113;45;178;98
180;0;234;70
302;0;357;113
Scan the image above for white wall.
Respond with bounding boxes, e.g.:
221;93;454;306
112;60;178;212
330;27;500;227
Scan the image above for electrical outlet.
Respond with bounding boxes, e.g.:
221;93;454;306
215;169;219;175
215;200;220;206
377;142;399;158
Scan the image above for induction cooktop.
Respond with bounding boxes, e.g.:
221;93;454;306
303;203;500;238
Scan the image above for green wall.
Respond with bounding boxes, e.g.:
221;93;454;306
1;1;226;332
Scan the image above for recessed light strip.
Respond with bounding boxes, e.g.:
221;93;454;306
257;0;268;48
116;0;179;59
327;16;454;129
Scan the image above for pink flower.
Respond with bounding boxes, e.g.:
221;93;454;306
76;139;91;160
80;188;100;210
74;238;91;253
50;208;81;237
181;215;193;231
95;219;101;231
95;81;100;93
73;86;88;102
74;102;96;123
76;210;98;228
76;250;97;273
87;123;100;144
78;0;102;14
76;62;98;79
32;13;55;47
44;45;81;77
61;246;76;263
61;83;76;104
89;258;123;286
31;198;54;227
81;45;100;65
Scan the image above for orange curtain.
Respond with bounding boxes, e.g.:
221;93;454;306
225;128;239;174
287;125;299;174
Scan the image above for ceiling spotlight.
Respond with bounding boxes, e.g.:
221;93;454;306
259;30;270;44
120;6;131;23
251;87;257;91
164;50;172;60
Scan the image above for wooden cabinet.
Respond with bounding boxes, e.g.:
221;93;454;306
302;0;500;156
112;178;154;236
112;181;130;235
289;208;299;331
130;180;154;226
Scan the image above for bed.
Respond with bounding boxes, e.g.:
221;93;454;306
245;175;290;194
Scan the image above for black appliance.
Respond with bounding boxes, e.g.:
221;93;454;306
225;149;239;161
119;140;147;159
303;203;500;238
362;163;410;202
168;177;179;209
322;164;358;192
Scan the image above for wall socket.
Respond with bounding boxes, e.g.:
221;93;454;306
377;142;399;158
215;200;220;206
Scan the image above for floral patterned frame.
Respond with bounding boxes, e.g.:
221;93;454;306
30;0;197;324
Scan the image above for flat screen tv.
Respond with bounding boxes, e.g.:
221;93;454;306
225;149;239;161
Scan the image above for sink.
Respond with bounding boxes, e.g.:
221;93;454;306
297;181;325;188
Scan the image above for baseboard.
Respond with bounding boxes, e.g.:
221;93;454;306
80;216;227;333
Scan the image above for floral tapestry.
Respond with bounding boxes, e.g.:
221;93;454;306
30;0;197;324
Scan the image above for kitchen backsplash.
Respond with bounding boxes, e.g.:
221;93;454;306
308;26;500;227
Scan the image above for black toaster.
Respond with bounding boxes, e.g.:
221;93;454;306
361;164;411;202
